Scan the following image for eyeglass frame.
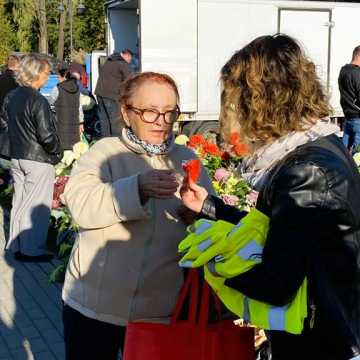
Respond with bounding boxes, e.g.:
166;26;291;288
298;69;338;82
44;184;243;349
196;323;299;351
125;104;181;125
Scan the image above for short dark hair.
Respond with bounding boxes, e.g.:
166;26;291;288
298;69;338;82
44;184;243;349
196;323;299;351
121;49;134;56
58;68;68;78
7;55;20;69
352;46;360;60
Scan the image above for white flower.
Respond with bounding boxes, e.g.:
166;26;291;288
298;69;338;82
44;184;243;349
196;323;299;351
354;152;360;166
62;150;76;166
175;134;189;145
55;162;67;176
73;141;89;158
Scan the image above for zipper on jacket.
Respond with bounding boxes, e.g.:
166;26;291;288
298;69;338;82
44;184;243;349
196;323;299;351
309;303;316;329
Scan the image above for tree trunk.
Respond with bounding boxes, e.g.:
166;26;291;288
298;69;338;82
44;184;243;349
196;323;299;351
57;7;67;60
37;0;48;54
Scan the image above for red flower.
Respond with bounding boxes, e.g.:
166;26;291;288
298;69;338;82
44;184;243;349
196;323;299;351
221;151;231;161
188;134;206;148
233;143;249;156
202;142;222;157
182;159;201;183
52;176;69;208
229;132;240;146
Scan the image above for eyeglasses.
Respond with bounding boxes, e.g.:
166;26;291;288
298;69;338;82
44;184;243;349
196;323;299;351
125;105;181;125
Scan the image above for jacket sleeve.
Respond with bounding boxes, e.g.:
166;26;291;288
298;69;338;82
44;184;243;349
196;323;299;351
120;63;131;81
200;195;247;224
225;162;330;306
34;97;63;156
0;96;9;131
62;141;152;229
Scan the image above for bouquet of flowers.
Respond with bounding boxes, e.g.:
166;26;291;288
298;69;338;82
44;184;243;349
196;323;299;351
55;139;89;177
49;138;89;282
176;132;253;210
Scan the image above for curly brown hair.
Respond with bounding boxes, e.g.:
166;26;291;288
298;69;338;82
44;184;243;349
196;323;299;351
220;34;332;143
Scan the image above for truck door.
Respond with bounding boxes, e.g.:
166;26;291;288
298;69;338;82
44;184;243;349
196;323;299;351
140;0;197;113
278;8;332;90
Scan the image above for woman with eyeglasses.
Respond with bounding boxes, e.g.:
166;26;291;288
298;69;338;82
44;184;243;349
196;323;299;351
61;72;214;359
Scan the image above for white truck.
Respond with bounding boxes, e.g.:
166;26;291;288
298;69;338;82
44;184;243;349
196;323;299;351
105;0;360;135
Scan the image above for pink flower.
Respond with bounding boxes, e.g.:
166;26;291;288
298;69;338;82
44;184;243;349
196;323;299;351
246;190;259;207
214;168;231;182
0;178;4;186
222;194;239;206
52;199;62;209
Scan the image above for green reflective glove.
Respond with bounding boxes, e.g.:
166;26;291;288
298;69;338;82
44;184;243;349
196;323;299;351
178;219;234;267
179;208;269;269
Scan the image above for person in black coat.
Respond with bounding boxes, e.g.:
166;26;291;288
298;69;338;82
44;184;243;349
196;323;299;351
0;54;20;109
4;54;63;262
49;69;81;150
94;52;131;137
180;35;360;360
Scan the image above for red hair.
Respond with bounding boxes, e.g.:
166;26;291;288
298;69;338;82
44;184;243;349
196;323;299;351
120;71;180;105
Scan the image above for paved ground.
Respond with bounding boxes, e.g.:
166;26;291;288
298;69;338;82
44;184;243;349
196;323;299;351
0;206;65;360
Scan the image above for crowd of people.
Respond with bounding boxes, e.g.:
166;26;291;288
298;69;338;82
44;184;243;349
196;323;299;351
0;35;360;360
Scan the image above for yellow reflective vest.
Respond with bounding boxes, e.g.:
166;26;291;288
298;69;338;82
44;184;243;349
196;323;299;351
178;208;308;335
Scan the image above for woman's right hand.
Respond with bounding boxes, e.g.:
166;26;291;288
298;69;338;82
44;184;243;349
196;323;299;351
138;169;178;204
180;179;208;214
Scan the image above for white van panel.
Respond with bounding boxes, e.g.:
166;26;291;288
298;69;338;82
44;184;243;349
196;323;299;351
331;7;360;116
279;9;330;88
140;0;197;112
198;1;277;116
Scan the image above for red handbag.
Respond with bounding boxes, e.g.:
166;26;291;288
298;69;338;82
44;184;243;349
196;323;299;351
123;269;255;360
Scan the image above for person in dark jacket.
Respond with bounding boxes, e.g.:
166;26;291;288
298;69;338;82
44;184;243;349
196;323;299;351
339;45;360;154
94;52;131;137
4;54;63;262
181;35;360;360
48;69;81;150
0;55;20;110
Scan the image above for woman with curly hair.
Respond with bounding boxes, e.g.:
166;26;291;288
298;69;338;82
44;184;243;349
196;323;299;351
181;34;360;359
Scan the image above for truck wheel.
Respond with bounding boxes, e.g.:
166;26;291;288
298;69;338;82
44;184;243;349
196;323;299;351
180;122;194;137
193;121;219;143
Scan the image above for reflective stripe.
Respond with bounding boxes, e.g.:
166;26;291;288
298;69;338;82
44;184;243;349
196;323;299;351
207;260;220;276
227;221;243;238
237;240;263;260
197;238;213;252
179;260;193;268
195;221;213;235
215;255;225;262
268;306;287;330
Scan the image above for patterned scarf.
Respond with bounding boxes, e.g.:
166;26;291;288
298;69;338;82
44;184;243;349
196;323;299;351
125;127;173;155
238;120;340;190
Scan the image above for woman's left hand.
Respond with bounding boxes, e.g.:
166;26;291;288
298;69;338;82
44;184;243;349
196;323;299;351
180;179;208;214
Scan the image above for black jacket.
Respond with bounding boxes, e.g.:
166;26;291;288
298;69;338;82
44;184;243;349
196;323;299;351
339;64;360;119
202;135;360;360
94;54;131;101
0;69;18;110
55;79;80;150
4;86;63;165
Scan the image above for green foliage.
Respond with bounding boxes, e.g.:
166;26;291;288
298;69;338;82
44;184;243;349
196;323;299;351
73;0;106;52
3;0;106;57
0;0;16;64
201;155;223;178
48;208;78;283
10;0;37;52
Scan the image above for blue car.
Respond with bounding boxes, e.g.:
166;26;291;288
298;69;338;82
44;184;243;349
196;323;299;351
40;74;59;101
